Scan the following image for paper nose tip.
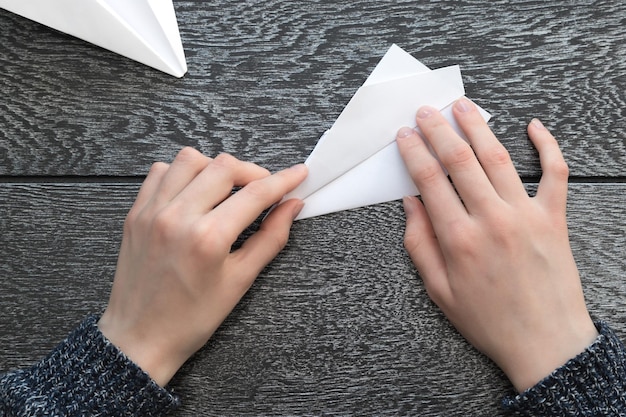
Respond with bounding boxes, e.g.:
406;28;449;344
171;61;187;77
165;53;187;77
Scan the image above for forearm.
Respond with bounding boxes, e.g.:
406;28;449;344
503;321;626;416
0;315;179;417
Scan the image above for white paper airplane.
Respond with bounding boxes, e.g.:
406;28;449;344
0;0;187;77
286;44;490;220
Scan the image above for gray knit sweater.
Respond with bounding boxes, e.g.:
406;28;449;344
1;317;625;416
0;316;179;416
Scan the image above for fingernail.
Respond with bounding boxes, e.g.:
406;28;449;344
454;97;473;113
416;106;435;119
291;200;305;220
402;195;418;215
531;118;546;130
289;163;308;173
397;127;415;139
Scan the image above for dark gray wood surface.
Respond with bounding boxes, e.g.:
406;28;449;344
1;1;625;416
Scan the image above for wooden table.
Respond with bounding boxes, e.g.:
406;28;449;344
1;1;625;415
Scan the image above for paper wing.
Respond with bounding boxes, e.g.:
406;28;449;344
363;43;431;84
0;0;187;77
291;45;490;220
283;64;465;205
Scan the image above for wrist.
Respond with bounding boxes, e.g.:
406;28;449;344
503;319;599;392
97;313;186;387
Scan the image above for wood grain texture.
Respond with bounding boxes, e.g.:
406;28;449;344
0;1;625;177
1;1;625;415
0;183;624;416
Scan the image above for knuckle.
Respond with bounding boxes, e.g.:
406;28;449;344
403;233;418;253
172;147;211;172
151;206;182;242
440;143;475;169
242;178;271;200
189;216;233;259
149;161;169;176
483;145;511;166
413;160;444;186
124;204;152;237
443;219;478;254
404;227;426;255
483;210;523;248
212;153;238;169
487;215;513;237
550;158;570;179
176;146;203;162
209;153;245;181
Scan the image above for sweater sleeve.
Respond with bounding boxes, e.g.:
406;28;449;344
0;315;180;417
502;321;626;416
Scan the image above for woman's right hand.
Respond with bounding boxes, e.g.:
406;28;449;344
397;98;598;392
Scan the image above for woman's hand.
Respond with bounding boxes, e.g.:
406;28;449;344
396;98;598;392
98;148;307;387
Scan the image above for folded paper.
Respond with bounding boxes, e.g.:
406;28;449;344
0;0;187;77
287;44;490;220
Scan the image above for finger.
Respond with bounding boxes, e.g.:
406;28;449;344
153;147;212;203
230;198;304;281
529;119;569;213
402;195;451;306
131;162;170;213
175;153;271;214
396;126;467;226
208;163;308;243
415;106;500;213
452;98;527;202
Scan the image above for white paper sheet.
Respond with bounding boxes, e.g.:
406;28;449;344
0;0;187;77
288;44;490;220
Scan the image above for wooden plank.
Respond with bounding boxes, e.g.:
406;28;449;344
0;182;624;415
0;2;624;177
